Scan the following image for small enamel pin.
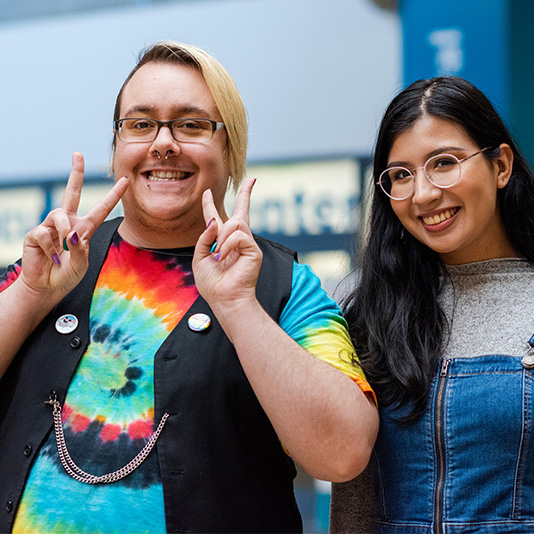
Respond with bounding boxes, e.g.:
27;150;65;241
187;313;211;332
55;314;79;334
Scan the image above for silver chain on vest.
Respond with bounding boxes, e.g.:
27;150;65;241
45;395;169;484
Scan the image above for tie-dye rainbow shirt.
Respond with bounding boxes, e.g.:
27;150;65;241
1;233;372;534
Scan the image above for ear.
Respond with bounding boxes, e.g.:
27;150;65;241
494;143;514;189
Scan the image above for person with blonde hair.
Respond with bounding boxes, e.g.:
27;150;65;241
0;41;377;533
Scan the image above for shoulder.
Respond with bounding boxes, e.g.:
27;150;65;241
253;234;297;262
252;235;297;317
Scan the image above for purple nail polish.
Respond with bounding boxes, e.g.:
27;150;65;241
71;232;79;246
214;252;221;262
53;254;61;265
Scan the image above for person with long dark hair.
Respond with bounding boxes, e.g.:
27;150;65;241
330;76;534;533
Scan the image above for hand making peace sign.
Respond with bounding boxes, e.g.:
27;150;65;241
193;177;262;311
20;152;128;298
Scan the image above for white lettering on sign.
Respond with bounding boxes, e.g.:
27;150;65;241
230;159;361;236
428;28;464;76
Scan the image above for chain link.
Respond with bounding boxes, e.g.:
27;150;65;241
45;396;169;484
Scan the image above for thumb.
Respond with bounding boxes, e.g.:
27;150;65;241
64;230;90;278
195;217;219;256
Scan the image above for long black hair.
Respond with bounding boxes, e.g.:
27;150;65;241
344;76;534;423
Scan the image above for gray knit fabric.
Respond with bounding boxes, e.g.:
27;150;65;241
330;258;534;534
441;258;534;359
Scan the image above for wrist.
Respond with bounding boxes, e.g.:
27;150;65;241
209;297;266;342
14;276;66;310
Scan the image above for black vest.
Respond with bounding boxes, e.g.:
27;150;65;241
0;218;303;533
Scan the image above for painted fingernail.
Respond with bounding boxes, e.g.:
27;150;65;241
63;238;69;251
214;252;221;262
71;232;79;246
209;241;218;253
252;178;257;186
53;254;61;265
206;217;215;229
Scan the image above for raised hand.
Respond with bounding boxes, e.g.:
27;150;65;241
20;152;128;298
192;177;261;311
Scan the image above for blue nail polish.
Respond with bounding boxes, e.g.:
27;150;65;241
209;241;218;254
63;238;68;251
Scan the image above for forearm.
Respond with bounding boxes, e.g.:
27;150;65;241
0;278;64;378
212;298;378;482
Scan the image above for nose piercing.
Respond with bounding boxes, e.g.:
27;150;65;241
165;150;172;160
156;151;161;159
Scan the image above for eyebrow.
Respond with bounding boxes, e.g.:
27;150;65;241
122;104;213;118
387;146;467;168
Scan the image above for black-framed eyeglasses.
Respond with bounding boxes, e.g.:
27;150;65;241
377;147;491;200
114;117;226;144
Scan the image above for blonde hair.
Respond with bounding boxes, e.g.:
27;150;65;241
113;40;248;190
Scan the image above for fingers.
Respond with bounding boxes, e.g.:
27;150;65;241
210;178;256;254
80;177;129;239
41;208;73;252
202;189;224;228
31;174;128;265
24;223;63;264
59;152;128;240
212;229;262;263
202;177;256;231
232;177;256;225
61;152;85;214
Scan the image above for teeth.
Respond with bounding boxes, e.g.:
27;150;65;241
147;171;190;181
422;208;458;226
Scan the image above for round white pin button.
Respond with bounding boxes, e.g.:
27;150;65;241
522;354;534;369
187;313;211;332
55;314;79;334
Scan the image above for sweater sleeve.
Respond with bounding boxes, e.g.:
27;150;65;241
330;463;377;533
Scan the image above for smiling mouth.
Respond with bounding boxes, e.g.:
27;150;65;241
145;171;192;182
421;208;459;226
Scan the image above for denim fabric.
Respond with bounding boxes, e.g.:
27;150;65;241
374;355;534;534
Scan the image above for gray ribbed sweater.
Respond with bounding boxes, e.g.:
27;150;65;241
330;258;534;533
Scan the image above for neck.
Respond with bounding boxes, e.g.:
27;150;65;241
440;241;519;265
118;216;205;249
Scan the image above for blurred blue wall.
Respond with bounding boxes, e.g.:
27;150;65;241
400;0;534;162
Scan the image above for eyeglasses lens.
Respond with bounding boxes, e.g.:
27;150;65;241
380;154;461;199
425;154;460;186
118;119;214;143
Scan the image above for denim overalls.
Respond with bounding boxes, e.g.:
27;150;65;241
373;354;534;533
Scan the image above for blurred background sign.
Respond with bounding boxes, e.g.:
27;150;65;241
400;0;534;164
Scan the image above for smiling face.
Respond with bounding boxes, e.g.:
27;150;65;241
387;115;516;264
113;61;230;248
